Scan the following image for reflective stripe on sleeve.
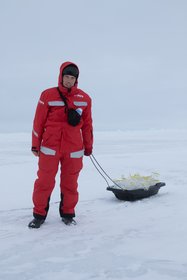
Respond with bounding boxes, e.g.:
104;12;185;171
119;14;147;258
39;100;44;105
70;149;84;158
48;101;65;106
73;101;87;106
32;129;38;138
40;146;56;156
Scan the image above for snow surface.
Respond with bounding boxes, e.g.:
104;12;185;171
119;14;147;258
0;129;187;280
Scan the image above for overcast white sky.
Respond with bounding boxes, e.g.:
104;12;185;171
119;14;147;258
0;0;186;132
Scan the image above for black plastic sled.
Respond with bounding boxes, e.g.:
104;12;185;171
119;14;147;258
107;182;165;201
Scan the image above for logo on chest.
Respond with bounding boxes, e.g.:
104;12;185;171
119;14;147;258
75;94;84;98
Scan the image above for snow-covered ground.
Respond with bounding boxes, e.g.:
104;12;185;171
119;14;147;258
0;129;187;280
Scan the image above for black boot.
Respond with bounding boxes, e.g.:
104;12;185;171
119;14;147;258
28;218;45;229
62;217;77;225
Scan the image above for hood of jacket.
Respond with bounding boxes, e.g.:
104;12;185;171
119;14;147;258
58;61;79;95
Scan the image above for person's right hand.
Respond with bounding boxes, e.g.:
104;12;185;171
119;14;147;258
31;147;39;157
32;150;39;157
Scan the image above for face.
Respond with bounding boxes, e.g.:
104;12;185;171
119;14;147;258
62;75;76;89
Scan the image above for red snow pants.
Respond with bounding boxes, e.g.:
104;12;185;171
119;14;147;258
32;152;83;219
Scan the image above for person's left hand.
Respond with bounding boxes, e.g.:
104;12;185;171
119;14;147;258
84;148;92;156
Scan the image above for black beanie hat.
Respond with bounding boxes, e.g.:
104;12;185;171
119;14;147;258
62;64;79;79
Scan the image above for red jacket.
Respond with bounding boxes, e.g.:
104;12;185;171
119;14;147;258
32;62;93;155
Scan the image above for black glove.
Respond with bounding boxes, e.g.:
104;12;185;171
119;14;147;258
84;148;92;156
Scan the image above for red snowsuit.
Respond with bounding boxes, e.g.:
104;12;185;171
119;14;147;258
32;62;93;220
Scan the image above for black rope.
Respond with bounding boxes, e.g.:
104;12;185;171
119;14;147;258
90;154;124;190
89;155;110;187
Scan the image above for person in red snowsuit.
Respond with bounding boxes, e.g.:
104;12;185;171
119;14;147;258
28;62;93;228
